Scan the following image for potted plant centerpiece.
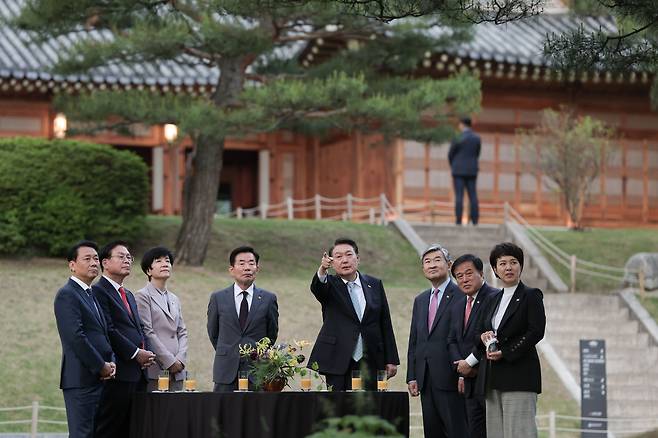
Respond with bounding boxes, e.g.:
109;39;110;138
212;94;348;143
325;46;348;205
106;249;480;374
240;337;321;391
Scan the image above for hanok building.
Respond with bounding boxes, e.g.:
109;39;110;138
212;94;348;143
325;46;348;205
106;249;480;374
1;3;657;226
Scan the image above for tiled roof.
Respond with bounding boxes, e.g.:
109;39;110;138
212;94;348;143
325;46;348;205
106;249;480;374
440;14;618;66
0;0;625;89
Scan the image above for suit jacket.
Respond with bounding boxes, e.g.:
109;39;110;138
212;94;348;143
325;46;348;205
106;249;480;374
135;283;188;381
407;280;461;392
447;282;498;398
474;281;546;395
309;272;400;376
448;128;481;177
207;285;278;384
54;278;114;389
92;276;146;383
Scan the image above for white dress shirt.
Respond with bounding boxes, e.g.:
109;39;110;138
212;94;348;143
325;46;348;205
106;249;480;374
429;276;451;313
492;284;518;331
317;270;366;317
102;275;139;358
233;283;255;317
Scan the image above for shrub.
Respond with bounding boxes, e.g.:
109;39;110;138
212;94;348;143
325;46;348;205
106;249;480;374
0;137;148;255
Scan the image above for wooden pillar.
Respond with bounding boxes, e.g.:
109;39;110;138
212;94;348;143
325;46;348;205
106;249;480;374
493;134;500;202
162;144;173;215
312;137;320;196
535;145;543;218
353;131;363;197
152;146;164;212
393;138;404;208
514;136;521;209
424;142;430;205
267;133;277;205
621;139;628;216
642;140;649;223
600;147;607;220
174;144;184;214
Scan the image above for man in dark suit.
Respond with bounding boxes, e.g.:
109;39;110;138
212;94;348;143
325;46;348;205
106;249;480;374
207;246;279;391
54;241;115;438
448;254;498;438
407;244;467;438
309;238;399;391
93;241;155;438
448;117;481;225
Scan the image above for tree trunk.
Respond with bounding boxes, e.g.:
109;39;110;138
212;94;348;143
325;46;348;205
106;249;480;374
175;134;224;265
174;57;246;265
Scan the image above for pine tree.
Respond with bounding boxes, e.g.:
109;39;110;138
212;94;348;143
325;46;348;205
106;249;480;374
13;0;485;265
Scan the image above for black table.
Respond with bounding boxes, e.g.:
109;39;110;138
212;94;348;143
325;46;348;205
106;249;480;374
130;391;409;438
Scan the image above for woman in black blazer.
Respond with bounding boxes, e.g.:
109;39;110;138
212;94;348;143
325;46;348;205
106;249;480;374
475;242;546;438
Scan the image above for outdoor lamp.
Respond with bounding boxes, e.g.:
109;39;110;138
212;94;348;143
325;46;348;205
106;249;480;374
164;123;178;143
53;113;67;138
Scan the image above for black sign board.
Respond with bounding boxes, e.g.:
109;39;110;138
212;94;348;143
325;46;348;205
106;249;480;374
580;339;607;438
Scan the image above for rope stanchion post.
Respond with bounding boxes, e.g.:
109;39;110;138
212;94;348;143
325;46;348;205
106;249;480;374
570;255;577;293
260;203;267;220
236;207;243;219
369;208;375;224
30;401;38;438
548;411;556;438
315;194;321;219
379;194;386;225
346;193;353;221
286;197;293;220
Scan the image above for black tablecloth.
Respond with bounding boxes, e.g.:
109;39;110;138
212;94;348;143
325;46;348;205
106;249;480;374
130;391;409;438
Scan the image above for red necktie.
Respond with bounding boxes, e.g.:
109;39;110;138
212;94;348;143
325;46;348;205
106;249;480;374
119;286;133;317
428;289;439;330
464;296;474;329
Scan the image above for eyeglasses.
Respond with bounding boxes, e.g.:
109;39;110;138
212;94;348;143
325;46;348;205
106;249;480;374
111;254;134;263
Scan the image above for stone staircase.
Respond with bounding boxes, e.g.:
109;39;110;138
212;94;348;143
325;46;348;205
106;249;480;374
406;222;658;436
411;223;552;292
544;293;658;434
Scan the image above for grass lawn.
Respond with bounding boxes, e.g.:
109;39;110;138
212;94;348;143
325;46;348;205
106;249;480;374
0;217;579;435
536;228;658;292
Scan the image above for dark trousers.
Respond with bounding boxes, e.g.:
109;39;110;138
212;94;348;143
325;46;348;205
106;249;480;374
62;384;104;438
420;383;467;438
453;175;479;224
324;359;377;391
466;395;487;438
95;379;145;438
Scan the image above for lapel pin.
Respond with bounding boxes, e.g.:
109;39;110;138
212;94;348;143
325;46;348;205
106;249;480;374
367;284;372;288
258;295;262;300
516;298;520;301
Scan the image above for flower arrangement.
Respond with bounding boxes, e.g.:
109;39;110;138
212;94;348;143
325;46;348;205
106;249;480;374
239;337;324;391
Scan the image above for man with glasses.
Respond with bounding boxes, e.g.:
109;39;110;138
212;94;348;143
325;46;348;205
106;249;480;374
93;241;155;438
407;244;467;438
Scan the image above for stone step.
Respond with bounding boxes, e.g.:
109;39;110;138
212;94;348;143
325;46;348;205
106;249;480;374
607;400;658;419
547;333;650;348
590;372;658;388
564;356;657;375
608;386;658;401
546;320;639;335
543;294;621;307
546;307;630;321
556;345;658;362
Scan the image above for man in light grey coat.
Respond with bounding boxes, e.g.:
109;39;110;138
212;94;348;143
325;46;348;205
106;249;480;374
207;246;279;392
135;246;188;391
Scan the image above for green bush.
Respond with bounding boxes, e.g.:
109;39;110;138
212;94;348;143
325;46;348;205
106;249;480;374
0;137;148;255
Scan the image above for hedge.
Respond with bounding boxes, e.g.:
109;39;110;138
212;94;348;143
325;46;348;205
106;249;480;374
0;137;148;255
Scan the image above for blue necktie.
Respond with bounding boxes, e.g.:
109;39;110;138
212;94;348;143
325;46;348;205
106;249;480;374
347;281;364;361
